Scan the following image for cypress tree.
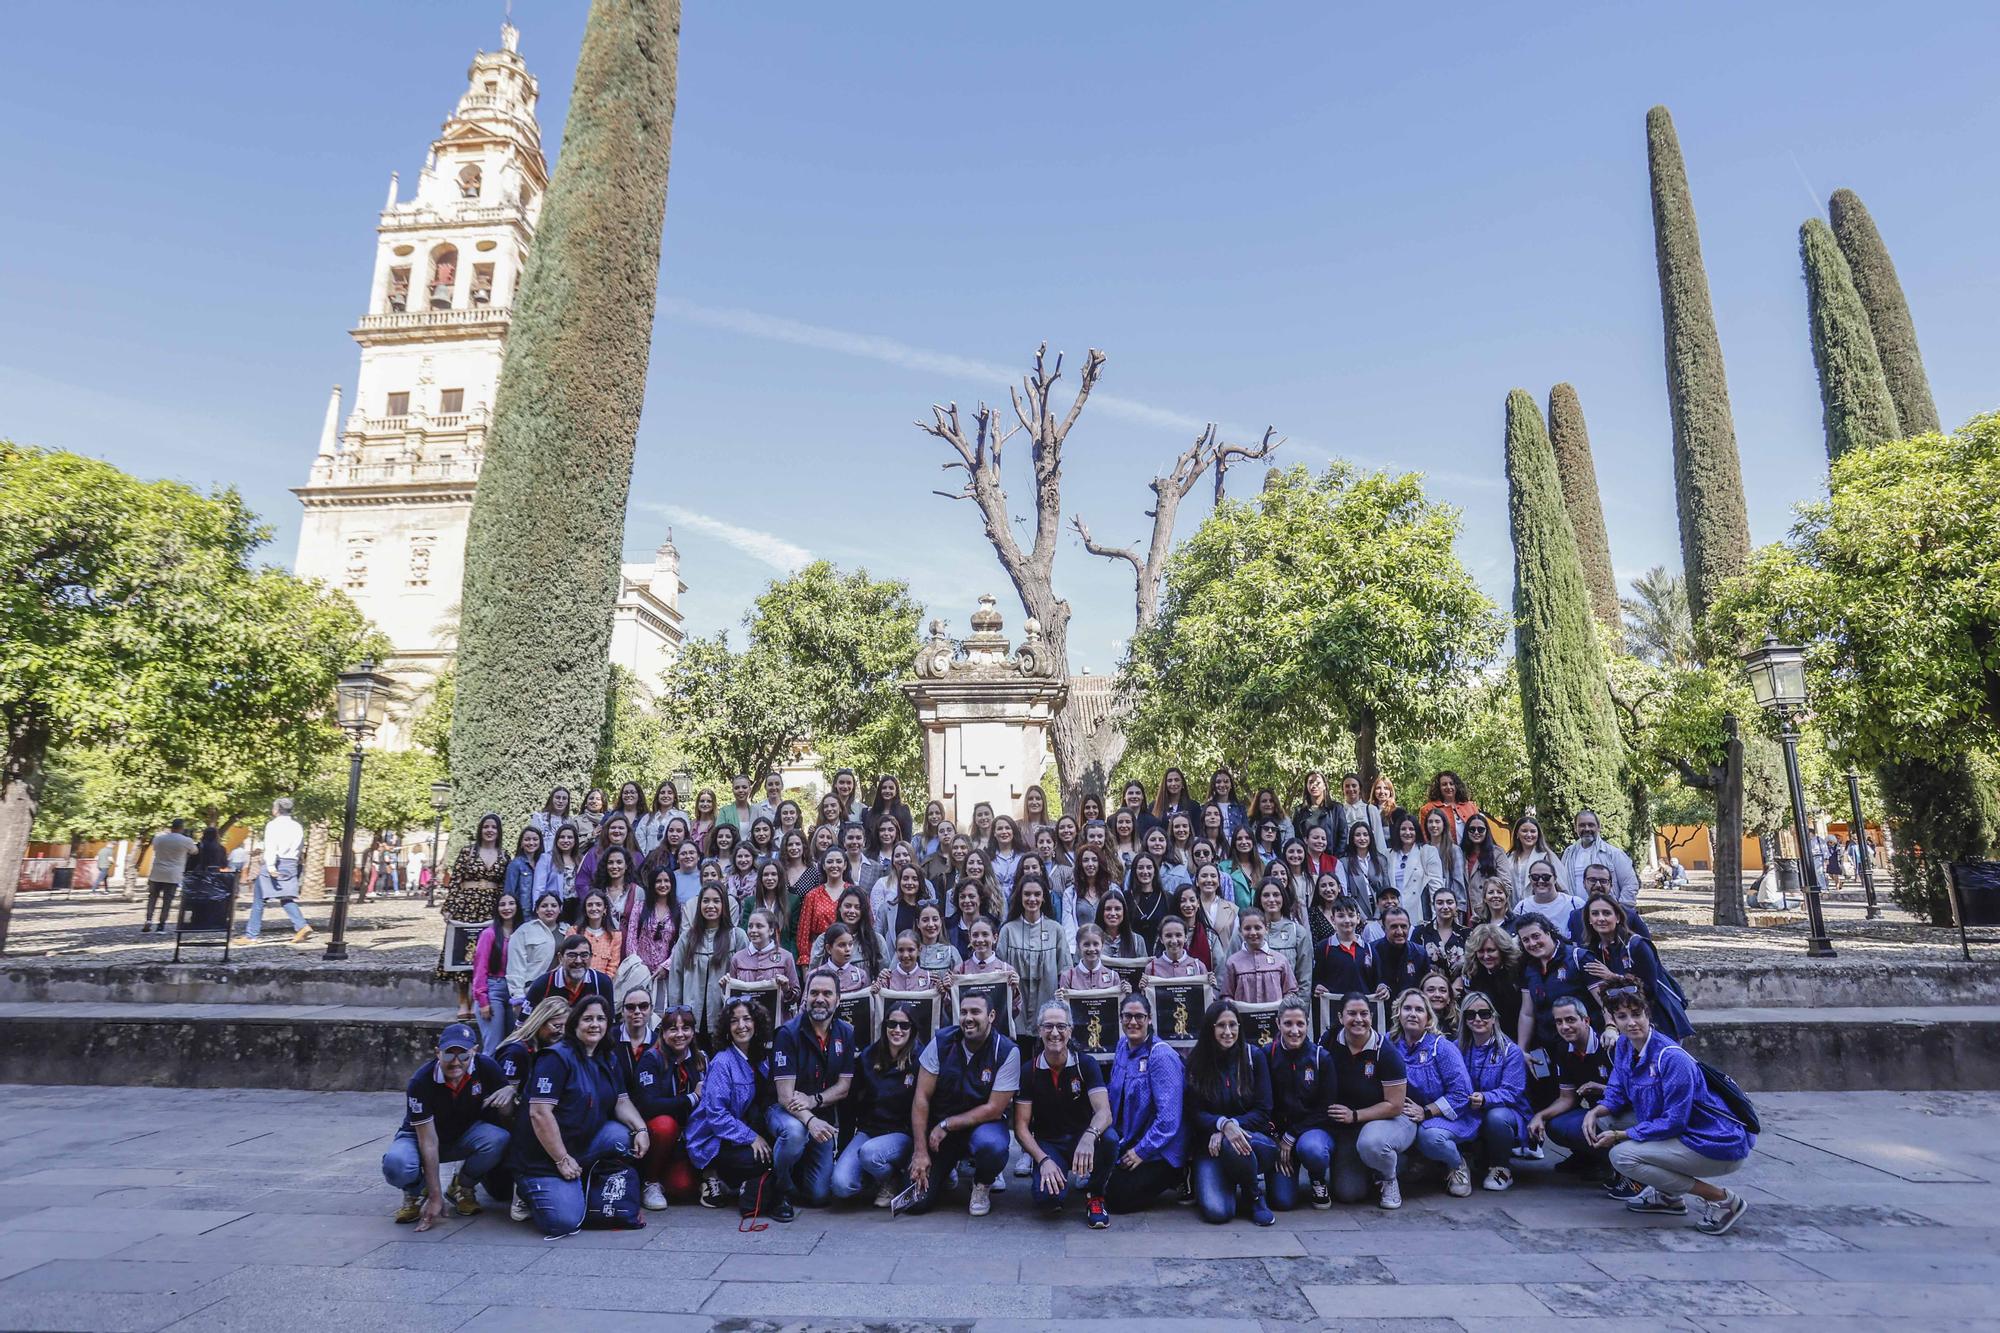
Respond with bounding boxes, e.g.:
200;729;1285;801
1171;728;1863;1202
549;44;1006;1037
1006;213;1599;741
1546;383;1619;629
450;0;680;831
1828;188;1941;436
1505;389;1630;847
1646;106;1751;626
1801;217;1902;461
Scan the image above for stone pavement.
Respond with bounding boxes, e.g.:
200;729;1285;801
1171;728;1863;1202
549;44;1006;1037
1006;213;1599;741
0;1086;1996;1331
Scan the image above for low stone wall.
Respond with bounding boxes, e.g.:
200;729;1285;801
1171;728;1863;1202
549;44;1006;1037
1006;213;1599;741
0;962;454;1008
1675;959;2000;1008
1;1002;1995;1093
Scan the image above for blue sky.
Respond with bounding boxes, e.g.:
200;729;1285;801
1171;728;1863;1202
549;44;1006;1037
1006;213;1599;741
3;3;1995;672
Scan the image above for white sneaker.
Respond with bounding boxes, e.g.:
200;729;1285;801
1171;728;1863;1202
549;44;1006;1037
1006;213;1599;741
989;1171;1007;1193
1446;1166;1472;1198
642;1182;669;1211
969;1183;992;1216
1483;1167;1513;1192
1378;1178;1402;1210
509;1192;531;1223
1013;1155;1033;1178
873;1184;896;1208
1513;1141;1544;1160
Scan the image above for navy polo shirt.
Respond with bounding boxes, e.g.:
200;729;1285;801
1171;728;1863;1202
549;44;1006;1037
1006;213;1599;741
511;1041;624;1177
1267;1039;1333;1137
850;1049;921;1136
1018;1049;1104;1143
1314;936;1374;994
400;1055;503;1142
771;1015;856;1098
1321;1032;1407;1110
1553;1032;1615;1099
630;1045;704;1121
1372;939;1425;993
1522;944;1601;1048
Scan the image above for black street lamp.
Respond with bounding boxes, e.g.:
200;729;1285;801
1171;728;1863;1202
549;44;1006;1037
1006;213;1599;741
1741;636;1836;958
1845;768;1880;920
325;659;392;962
425;778;453;908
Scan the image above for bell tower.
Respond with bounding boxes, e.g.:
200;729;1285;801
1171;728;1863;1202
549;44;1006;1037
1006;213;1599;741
293;24;547;740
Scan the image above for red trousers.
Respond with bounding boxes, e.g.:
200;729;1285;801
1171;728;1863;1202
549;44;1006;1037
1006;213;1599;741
643;1114;700;1200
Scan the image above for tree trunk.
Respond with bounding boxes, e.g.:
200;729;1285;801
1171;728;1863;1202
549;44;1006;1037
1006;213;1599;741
1711;716;1747;925
304;820;331;899
0;723;49;955
1355;710;1379;790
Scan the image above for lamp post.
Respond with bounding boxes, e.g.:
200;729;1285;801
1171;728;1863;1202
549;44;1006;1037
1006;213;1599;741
424;778;453;908
325;659;391;962
1845;768;1879;920
1741;636;1836;958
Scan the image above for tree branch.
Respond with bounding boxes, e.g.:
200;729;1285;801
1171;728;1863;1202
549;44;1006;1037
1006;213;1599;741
1211;425;1284;505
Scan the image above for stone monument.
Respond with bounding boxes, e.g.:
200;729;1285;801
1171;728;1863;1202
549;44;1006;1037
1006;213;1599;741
902;595;1067;824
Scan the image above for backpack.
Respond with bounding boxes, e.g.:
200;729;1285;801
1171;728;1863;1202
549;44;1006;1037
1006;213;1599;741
583;1159;645;1229
1695;1059;1760;1134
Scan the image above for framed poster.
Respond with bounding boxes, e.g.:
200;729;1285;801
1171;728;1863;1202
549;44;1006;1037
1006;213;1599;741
1316;991;1388;1041
1234;998;1283;1048
1105;954;1150;987
1066;987;1123;1063
836;990;875;1047
875;989;940;1049
722;976;789;1027
442;919;490;974
1145;976;1210;1049
949;976;1014;1040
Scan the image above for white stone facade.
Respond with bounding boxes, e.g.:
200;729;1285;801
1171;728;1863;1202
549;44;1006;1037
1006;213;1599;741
293;24;683;741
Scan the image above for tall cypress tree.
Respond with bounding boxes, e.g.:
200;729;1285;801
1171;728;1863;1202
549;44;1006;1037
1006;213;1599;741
1646;106;1750;626
1506;389;1630;846
451;0;681;831
1546;383;1619;629
1828;188;1941;436
1801;217;1902;461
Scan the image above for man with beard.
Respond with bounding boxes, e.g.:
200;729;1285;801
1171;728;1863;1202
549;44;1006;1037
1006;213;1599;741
907;990;1020;1216
770;966;855;1206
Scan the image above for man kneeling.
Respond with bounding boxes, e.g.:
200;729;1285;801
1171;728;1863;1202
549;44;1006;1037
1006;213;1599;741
382;1023;511;1229
907;991;1018;1216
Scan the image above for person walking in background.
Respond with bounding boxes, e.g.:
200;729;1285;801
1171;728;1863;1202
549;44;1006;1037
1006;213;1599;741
94;841;117;895
140;819;198;934
244;798;313;943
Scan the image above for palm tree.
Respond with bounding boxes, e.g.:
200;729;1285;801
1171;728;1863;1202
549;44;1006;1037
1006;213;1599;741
1622;566;1695;667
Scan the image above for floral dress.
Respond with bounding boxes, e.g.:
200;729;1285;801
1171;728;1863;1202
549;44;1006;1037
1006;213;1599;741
438;845;505;980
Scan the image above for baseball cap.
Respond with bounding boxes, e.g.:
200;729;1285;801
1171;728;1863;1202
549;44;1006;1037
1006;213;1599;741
437;1022;479;1052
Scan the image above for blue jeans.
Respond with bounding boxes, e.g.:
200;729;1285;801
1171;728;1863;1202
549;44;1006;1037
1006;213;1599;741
829;1130;913;1199
517;1121;631;1238
1545;1107;1604;1169
244;873;308;938
906;1120;1011;1213
380;1121;510;1192
1411;1119;1467;1169
1191;1130;1276;1223
478;979;511;1053
766;1103;836;1205
1028;1130;1121;1210
1269;1127;1333;1210
1473;1107;1522;1168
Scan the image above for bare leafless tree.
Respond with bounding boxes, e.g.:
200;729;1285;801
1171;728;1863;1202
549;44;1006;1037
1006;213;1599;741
917;344;1278;805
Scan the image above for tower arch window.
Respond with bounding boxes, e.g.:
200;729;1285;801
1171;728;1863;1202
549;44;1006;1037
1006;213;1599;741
471;263;494;306
428;246;458;309
385;265;410;313
457;164;482;200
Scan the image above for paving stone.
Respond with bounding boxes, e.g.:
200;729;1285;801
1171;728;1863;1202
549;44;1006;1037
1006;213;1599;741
711;1252;899;1283
200;1261;471;1302
1782;1248;2000;1283
0;1289;229;1332
0;1258;238;1294
1382;1252;1606;1284
526;1247;726;1279
1820;1222;2000;1252
1577;1250;1822;1281
1303;1281;1552;1318
159;1294;477;1332
700;1281;1053;1319
472;1311;712;1333
1068;1227;1306;1257
0;1205;246;1236
1538;1278;1800;1317
1258;1254;1395;1286
457;1272;716;1313
354;1240;549;1274
1068;1257;1317;1321
1302;1225;1519;1257
1747;1281;2000;1317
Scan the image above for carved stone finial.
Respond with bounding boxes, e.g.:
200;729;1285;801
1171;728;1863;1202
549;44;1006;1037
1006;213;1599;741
969;594;1002;634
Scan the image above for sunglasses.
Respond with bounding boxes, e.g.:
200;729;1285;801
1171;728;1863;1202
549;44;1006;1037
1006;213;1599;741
623;1002;651;1011
1603;985;1643;1002
882;1020;912;1030
1528;874;1554;884
1464;1009;1494;1019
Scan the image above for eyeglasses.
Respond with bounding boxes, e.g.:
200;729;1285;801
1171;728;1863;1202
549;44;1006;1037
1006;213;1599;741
1040;1021;1071;1031
1120;1013;1149;1023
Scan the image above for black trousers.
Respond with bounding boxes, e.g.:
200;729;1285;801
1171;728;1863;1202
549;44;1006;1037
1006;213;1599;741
1102;1157;1181;1214
711;1141;782;1212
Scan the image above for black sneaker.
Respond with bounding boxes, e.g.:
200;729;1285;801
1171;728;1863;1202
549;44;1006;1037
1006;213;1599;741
1604;1175;1645;1202
699;1178;726;1209
1086;1196;1109;1229
768;1198;796;1223
1308;1178;1332;1210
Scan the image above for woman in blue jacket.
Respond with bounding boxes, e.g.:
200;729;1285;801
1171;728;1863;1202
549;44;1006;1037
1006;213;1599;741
1386;989;1477;1199
1578;897;1692;1040
1104;993;1184;1213
686;996;793;1222
1456;996;1530;1191
1583;980;1754;1236
1183;999;1277;1226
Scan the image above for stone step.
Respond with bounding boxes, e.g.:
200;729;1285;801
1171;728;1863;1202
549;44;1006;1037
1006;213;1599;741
1;1000;1995;1094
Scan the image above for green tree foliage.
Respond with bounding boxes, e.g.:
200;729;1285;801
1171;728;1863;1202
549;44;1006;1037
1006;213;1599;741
0;443;377;948
593;665;683;791
657;563;924;790
1646;106;1752;626
297;746;446;838
1546;384;1620;629
1800;217;1903;461
1504;391;1630;847
1828;188;1941;437
1622;566;1696;669
451;0;681;837
1394;663;1532;823
744;562;924;784
1122;464;1503;795
1712;418;2000;918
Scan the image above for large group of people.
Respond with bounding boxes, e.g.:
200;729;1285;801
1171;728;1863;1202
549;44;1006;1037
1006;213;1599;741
384;766;1756;1239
